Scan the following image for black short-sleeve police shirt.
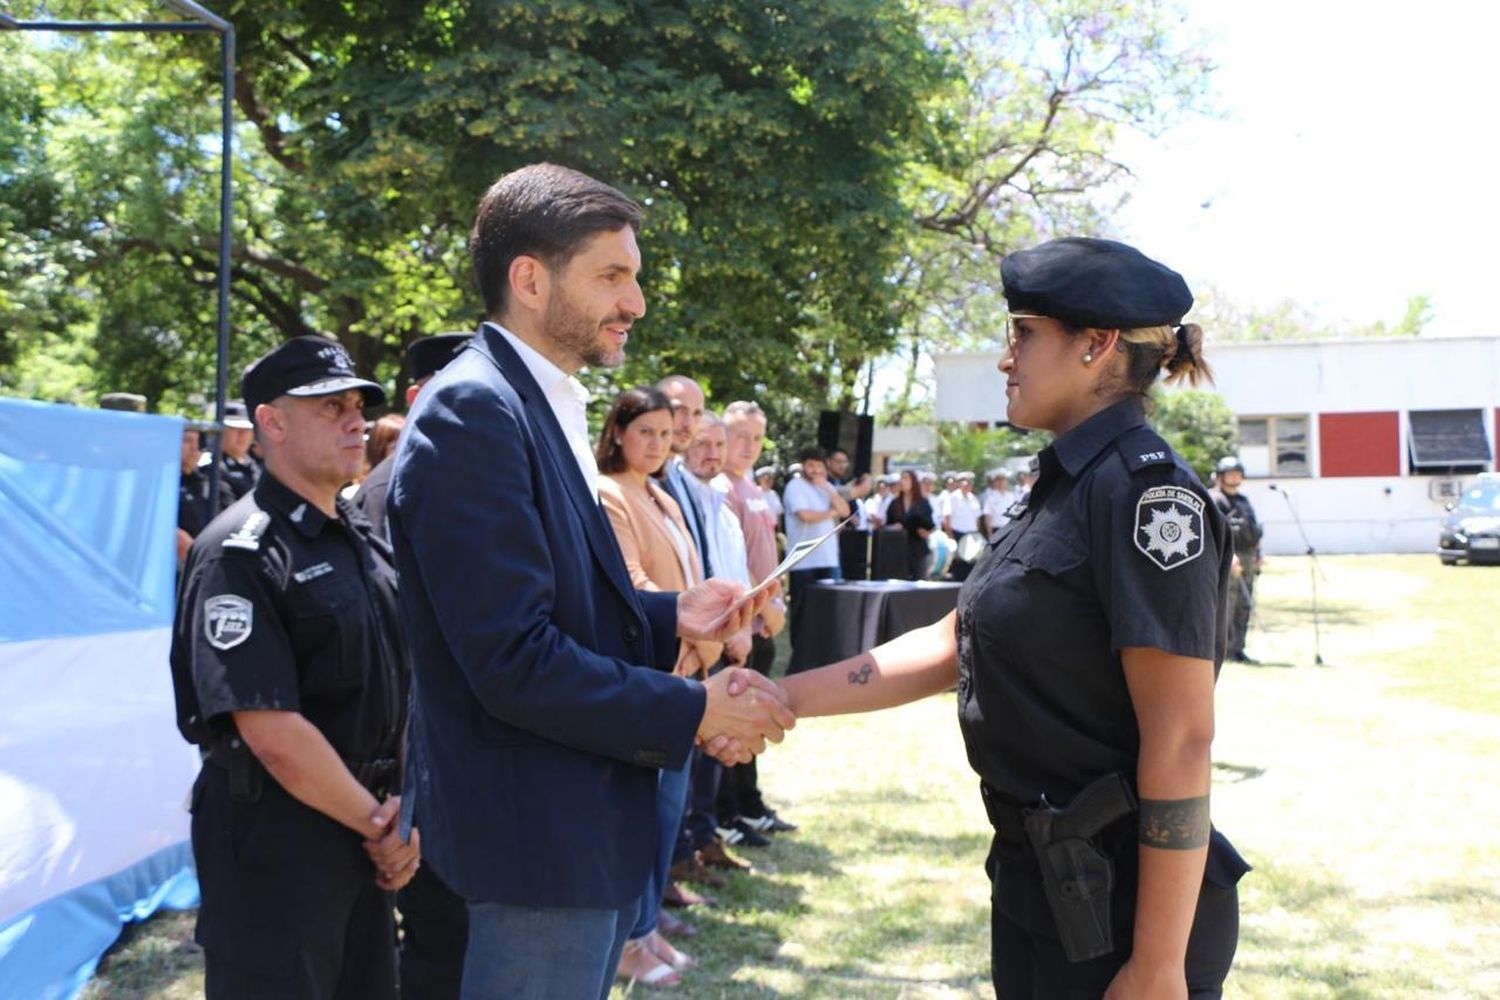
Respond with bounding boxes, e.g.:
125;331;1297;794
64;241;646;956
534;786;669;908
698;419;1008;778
956;398;1231;805
170;473;407;760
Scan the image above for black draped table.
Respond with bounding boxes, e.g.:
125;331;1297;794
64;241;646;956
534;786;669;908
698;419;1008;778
787;580;962;673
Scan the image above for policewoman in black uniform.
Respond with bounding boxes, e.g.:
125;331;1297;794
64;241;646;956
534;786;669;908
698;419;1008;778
170;336;419;999
780;238;1249;998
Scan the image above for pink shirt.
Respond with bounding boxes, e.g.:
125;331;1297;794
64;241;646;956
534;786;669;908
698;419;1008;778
720;471;778;585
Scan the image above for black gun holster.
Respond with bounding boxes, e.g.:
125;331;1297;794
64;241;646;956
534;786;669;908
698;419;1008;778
1021;772;1138;963
206;738;264;803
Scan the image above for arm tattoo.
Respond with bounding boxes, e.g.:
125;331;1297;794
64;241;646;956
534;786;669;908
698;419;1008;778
847;661;873;685
1138;795;1211;850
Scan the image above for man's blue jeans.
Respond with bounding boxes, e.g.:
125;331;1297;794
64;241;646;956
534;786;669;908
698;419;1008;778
460;897;641;1000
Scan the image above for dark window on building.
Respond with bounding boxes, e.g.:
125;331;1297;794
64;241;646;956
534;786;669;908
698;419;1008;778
1408;409;1491;476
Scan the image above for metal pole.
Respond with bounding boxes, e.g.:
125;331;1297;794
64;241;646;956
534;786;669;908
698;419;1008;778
207;22;234;516
3;2;238;510
1;20;217;32
159;0;230;32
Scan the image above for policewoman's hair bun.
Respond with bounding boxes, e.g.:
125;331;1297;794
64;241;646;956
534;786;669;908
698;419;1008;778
1116;322;1212;394
1162;322;1211;387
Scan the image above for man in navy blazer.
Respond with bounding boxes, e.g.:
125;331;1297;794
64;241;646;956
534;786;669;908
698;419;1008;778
388;163;792;999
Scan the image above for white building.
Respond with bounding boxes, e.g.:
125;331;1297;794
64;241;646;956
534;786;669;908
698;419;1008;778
934;336;1500;555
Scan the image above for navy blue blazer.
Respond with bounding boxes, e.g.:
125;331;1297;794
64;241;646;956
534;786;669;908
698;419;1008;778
388;323;704;908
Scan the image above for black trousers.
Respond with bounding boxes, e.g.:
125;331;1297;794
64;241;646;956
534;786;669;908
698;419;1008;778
191;766;398;1000
675;747;723;858
397;863;468;1000
1227;565;1258;657
988;835;1240;999
716;632;777;822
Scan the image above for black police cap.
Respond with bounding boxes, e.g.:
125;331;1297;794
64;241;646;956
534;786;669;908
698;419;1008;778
241;336;386;420
222;399;253;429
406;333;471;383
1001;237;1193;330
99;392;147;413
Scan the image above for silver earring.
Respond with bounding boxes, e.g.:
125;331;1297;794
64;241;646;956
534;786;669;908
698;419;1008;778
1083;353;1093;363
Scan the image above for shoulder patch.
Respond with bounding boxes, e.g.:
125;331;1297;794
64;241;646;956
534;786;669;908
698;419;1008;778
222;510;270;551
1117;427;1176;473
1134;486;1205;571
203;594;254;650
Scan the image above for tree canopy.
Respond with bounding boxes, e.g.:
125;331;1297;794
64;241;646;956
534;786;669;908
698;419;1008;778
1;0;1213;447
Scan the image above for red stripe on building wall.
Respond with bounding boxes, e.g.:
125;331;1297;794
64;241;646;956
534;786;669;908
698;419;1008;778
1320;411;1399;477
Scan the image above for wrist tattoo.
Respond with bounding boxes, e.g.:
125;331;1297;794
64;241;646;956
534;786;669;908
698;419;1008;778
1138;795;1210;850
848;662;873;685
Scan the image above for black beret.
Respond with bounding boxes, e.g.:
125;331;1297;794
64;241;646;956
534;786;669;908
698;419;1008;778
1001;237;1192;330
406;332;471;383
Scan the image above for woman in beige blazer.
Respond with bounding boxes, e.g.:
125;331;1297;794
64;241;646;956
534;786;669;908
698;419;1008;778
595;385;718;988
597;389;722;675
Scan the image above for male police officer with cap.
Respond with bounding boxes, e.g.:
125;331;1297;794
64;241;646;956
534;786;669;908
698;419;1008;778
170;335;417;999
1211;456;1264;663
178;420;232;567
355;332;470;542
217;400;262;501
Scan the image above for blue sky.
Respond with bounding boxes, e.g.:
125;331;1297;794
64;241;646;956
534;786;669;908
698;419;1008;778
1113;0;1499;338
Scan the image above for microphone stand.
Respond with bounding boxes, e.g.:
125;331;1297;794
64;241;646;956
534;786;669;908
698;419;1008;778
1269;483;1324;666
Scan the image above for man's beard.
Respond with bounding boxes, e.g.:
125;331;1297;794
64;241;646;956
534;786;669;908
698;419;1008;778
544;286;629;369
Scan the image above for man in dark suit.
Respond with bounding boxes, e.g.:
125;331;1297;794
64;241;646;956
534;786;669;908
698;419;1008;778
389;163;791;1000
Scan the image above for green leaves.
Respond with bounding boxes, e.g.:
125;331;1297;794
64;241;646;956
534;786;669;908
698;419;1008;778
0;0;1212;439
1154;388;1237;483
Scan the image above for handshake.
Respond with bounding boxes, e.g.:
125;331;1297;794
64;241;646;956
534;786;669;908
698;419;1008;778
677;577;796;766
695;668;795;765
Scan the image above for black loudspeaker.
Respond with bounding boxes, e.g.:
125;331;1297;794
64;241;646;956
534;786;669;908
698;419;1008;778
817;410;874;477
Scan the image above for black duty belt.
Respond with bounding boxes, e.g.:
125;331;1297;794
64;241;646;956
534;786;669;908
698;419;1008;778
348;757;400;798
978;782;1030;845
981;778;1140;847
206;740;398;798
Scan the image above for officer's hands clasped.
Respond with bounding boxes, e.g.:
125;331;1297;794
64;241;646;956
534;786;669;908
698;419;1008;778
363;795;421;891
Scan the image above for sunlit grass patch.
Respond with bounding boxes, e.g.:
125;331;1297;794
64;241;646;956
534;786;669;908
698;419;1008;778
84;555;1500;999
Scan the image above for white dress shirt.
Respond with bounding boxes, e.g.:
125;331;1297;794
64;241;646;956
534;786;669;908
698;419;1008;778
684;472;752;587
489;322;599;500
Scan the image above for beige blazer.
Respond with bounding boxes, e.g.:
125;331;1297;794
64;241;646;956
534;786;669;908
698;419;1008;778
599;473;722;675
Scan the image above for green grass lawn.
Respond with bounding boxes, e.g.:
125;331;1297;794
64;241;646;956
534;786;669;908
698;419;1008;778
84;555;1500;999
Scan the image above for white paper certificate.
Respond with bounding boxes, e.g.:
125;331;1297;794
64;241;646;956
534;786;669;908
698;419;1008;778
738;512;856;604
